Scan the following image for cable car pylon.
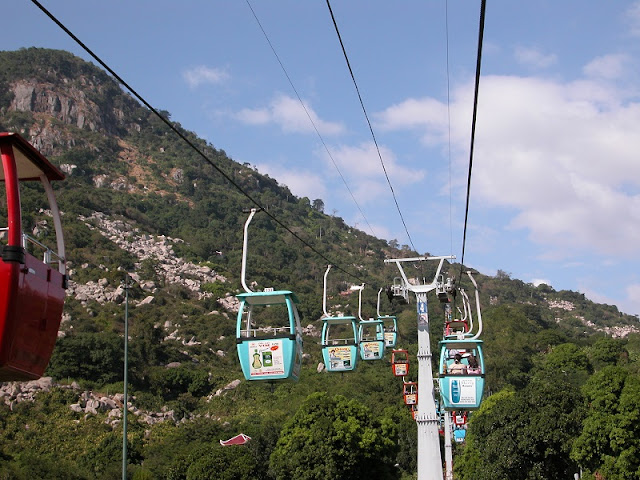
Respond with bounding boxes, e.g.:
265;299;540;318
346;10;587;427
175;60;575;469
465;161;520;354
384;255;455;480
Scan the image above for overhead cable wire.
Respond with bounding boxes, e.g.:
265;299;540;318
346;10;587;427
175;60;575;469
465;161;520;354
245;0;377;239
459;0;487;279
445;0;454;258
325;0;419;254
30;0;366;283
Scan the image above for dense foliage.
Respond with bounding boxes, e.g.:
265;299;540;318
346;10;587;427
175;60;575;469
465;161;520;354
0;48;639;479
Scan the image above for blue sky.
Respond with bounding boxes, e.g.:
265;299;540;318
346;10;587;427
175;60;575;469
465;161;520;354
5;1;640;316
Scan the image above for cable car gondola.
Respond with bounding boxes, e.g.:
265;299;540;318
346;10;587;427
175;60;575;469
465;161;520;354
235;209;303;381
391;349;409;377
377;287;397;348
320;265;359;372
410;404;418;420
322;316;359;372
403;381;418;405
358;318;385;360
439;271;486;410
353;284;384;361
0;132;67;381
453;411;468;426
438;339;485;410
453;428;467;443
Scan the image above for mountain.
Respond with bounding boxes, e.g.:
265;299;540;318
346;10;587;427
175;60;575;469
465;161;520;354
0;47;638;480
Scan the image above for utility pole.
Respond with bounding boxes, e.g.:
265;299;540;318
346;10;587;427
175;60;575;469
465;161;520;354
385;255;455;480
122;274;130;480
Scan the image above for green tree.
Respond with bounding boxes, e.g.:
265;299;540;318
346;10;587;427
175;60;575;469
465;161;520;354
457;375;584;480
571;366;640;479
532;342;592;388
185;444;258;480
47;332;124;385
269;392;398;480
587;337;628;371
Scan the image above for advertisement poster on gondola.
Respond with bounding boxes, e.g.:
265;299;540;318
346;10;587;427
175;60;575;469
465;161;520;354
328;346;353;370
393;363;408;376
361;341;382;359
384;332;395;347
449;377;477;406
248;340;285;377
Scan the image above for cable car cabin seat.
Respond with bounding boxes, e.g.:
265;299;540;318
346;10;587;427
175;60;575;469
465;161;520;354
378;315;397;348
236;290;303;381
321;316;359;372
438;339;485;411
0;133;67;381
358;318;385;361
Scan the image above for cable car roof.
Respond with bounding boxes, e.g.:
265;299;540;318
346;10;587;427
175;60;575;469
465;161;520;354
236;290;299;305
439;339;484;349
322;315;357;324
0;132;65;181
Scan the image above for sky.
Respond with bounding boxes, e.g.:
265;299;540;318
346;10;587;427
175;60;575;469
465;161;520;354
4;1;640;316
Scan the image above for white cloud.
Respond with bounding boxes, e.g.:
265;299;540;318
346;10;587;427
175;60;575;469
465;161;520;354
623;283;640;316
468;74;640;257
374;68;640;261
583;54;630;79
235;94;344;135
255;162;327;201
373;97;449;146
320;142;426;206
182;66;229;88
234;108;270;126
531;278;551;287
514;46;557;69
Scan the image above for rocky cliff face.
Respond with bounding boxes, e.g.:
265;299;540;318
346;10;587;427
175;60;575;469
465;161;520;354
5;74;140;156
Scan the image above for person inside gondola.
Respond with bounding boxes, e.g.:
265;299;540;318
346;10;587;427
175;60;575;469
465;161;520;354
448;353;467;374
466;354;480;374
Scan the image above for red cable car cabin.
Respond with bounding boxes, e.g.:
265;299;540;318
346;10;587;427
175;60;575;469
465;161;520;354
391;349;410;377
0;132;66;381
403;381;418;405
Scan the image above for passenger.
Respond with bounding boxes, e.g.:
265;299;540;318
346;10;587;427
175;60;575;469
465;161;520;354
448;353;467;374
467;354;481;373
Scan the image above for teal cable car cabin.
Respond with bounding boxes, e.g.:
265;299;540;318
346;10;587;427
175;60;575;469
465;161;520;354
380;315;398;348
376;287;397;348
321;316;359;372
358;318;385;361
234;209;303;382
320;265;360;372
236;290;303;381
438;339;485;410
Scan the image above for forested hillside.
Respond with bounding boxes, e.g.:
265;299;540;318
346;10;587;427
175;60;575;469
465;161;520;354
0;48;639;480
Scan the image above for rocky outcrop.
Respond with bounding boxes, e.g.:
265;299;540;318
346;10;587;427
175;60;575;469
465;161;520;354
548;299;638;338
0;377;178;428
7;73;141;156
69;211;228;305
11;80;102;133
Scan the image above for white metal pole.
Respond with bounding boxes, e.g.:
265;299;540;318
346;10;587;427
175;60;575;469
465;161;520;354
444;411;453;480
240;209;257;293
415;291;444;480
385;255;454;480
322;265;332;317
